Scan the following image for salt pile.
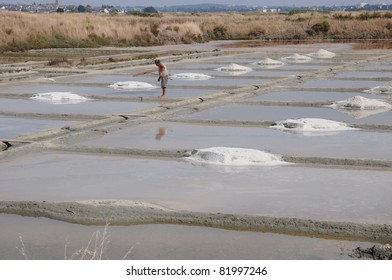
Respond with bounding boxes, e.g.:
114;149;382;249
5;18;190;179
109;81;157;90
170;73;213;80
30;92;90;104
307;49;336;58
328;96;391;119
186;147;291;166
216;63;252;72
253;58;284;69
254;58;284;65
270;118;358;133
281;53;312;63
36;77;56;82
364;82;392;95
328;95;392;110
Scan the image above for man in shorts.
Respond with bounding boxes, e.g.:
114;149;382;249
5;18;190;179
154;59;169;98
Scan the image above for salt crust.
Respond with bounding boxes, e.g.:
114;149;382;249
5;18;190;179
76;200;171;210
364;82;392;95
254;58;284;65
170;73;213;80
186;147;290;166
30;92;90;104
109;81;157;90
329;95;392;110
307;49;336;58
281;53;312;62
270;118;358;132
215;63;252;72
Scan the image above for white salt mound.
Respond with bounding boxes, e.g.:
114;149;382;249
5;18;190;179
170;73;213;80
307;49;336;58
271;118;358;132
216;63;252;72
78;200;172;211
329;95;392;110
109;81;157;90
255;58;284;65
281;53;312;62
364;82;392;95
186;147;290;166
30;92;90;104
36;77;56;82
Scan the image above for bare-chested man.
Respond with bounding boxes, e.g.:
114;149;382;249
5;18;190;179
154;59;169;98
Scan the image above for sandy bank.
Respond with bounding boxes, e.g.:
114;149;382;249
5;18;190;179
1;200;391;244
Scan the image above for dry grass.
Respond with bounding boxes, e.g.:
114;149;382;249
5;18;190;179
1;11;392;52
16;222;135;260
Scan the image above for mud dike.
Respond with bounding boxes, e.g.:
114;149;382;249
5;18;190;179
1;42;392;258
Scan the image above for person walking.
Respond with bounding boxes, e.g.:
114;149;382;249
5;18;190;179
154;59;169;98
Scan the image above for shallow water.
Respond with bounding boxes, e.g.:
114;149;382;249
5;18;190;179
251;91;388;102
336;71;392;79
0;116;81;139
301;79;382;89
79;121;392;160
0;215;374;260
0;82;220;98
0;98;159;115
175;104;392;125
1;153;391;224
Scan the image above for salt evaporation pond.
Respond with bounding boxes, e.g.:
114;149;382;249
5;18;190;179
251;91;380;102
76;122;392;160
1;43;392;261
0;116;81;139
0;79;221;98
1;153;392;224
0;83;114;96
175;104;392;125
0;215;374;260
301;79;382;89
336;71;392;79
0;98;158;115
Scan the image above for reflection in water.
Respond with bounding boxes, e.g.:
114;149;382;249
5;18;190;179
155;127;167;140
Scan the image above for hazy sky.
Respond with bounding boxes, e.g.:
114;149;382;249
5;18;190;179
3;0;391;6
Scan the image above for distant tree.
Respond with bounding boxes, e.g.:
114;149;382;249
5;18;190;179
86;5;93;13
78;5;86;13
56;7;64;13
143;6;158;13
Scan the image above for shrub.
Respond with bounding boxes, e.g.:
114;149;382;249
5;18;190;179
212;25;228;39
333;13;354;20
149;23;160;36
357;12;382;20
309;20;330;35
247;28;265;39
